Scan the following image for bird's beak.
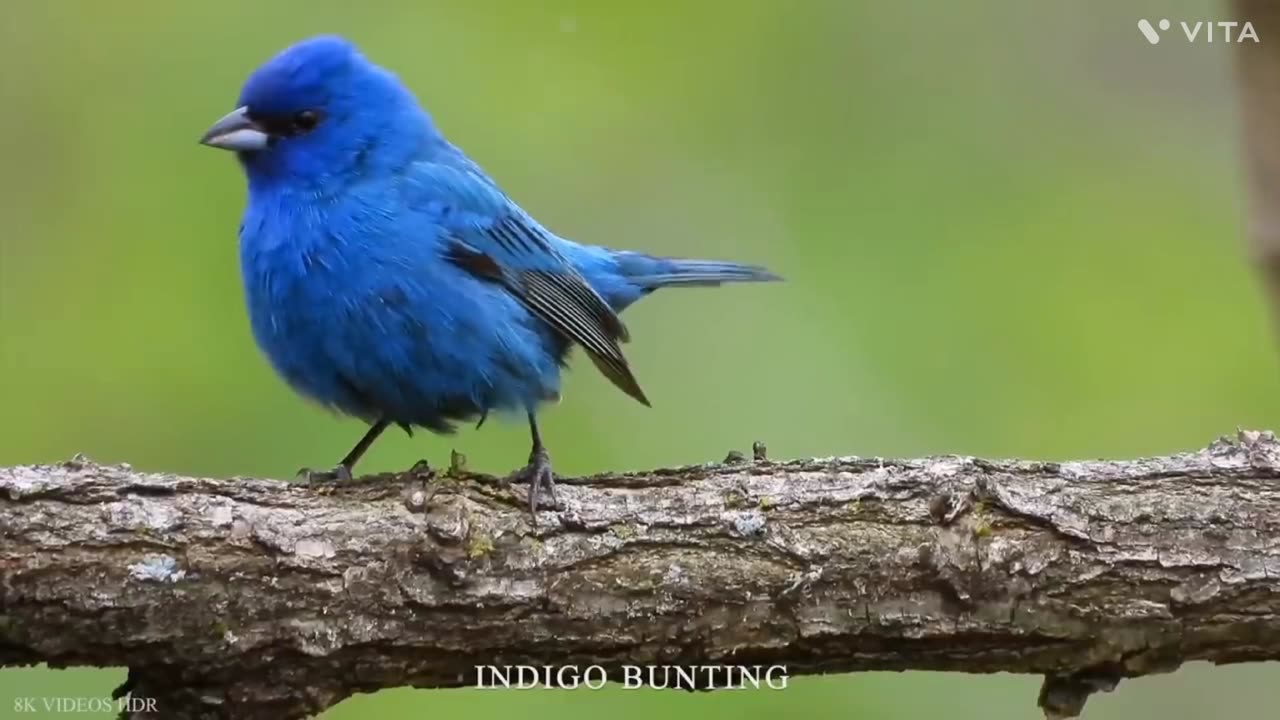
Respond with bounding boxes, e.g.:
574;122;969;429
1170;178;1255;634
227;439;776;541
199;106;269;151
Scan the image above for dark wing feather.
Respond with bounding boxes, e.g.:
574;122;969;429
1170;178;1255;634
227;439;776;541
518;270;646;404
439;204;648;406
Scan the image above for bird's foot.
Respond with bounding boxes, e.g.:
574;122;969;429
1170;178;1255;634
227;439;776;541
296;464;353;484
512;446;558;520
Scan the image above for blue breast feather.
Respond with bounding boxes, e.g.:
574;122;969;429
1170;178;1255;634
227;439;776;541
239;175;566;433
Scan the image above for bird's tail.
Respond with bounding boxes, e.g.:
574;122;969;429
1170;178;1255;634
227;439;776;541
614;252;782;290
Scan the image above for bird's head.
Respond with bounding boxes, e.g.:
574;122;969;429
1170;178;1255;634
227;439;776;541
200;36;432;188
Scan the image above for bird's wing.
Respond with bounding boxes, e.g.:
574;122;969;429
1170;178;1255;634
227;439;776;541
407;161;649;406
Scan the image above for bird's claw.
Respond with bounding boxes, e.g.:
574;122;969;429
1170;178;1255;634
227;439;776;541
296;464;353;483
513;446;557;520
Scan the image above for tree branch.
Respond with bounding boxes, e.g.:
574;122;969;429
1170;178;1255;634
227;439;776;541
3;432;1280;719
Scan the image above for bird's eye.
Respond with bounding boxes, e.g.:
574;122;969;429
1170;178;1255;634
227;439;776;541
292;110;321;132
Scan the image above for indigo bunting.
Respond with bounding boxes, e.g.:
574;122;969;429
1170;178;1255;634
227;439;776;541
200;36;778;518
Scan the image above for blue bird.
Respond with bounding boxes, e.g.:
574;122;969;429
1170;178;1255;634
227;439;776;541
200;36;779;518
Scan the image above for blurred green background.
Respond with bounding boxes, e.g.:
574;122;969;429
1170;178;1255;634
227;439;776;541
2;0;1277;717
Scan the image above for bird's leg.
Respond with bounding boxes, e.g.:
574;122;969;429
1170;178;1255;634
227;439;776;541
298;417;390;483
513;412;557;519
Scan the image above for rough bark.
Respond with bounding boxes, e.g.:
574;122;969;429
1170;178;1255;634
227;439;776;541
1235;0;1280;332
2;432;1279;720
